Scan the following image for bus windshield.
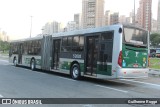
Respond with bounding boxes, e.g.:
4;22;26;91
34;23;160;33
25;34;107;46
123;27;148;46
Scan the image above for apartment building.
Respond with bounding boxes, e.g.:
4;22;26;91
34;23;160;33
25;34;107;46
82;0;104;29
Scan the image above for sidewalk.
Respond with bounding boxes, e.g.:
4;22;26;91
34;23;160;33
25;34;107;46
149;68;160;77
0;53;8;60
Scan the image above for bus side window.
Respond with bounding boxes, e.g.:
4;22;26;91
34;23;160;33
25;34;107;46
101;32;113;40
72;36;84;52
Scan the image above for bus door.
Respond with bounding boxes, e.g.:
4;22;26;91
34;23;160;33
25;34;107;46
85;36;99;76
53;39;61;70
18;43;23;64
98;41;112;76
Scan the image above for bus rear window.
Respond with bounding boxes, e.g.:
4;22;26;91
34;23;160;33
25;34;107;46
123;28;148;46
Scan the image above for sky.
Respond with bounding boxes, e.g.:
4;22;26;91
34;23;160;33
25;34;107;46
0;0;158;40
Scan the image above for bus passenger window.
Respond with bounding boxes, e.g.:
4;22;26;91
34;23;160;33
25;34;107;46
101;32;113;40
62;37;68;46
73;36;79;46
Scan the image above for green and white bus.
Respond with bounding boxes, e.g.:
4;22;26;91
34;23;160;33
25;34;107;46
9;24;149;79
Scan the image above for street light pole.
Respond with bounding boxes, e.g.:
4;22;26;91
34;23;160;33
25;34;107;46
134;0;136;25
30;16;33;38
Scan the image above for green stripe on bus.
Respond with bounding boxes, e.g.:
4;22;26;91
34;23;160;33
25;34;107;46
60;61;70;70
96;64;112;76
25;58;41;65
60;61;84;71
60;61;111;75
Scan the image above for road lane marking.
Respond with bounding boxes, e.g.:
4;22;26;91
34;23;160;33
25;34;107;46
83;104;94;107
0;94;4;98
58;77;77;82
95;85;128;93
121;79;160;87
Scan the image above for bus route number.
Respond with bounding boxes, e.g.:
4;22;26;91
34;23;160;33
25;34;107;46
73;54;81;59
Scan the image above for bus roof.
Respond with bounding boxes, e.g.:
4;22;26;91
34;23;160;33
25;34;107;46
10;34;44;43
10;24;147;43
52;24;122;37
52;24;147;37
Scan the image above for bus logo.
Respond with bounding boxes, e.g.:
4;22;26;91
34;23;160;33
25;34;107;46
135;52;139;57
125;51;129;57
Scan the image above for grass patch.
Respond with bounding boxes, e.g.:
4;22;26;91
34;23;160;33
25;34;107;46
0;50;9;55
149;58;160;69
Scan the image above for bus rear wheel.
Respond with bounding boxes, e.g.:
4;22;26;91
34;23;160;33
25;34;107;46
30;59;36;71
71;64;80;80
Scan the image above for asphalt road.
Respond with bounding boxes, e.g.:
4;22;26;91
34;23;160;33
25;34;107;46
0;59;160;107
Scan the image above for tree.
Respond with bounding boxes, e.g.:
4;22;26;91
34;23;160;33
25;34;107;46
150;33;160;48
0;40;9;52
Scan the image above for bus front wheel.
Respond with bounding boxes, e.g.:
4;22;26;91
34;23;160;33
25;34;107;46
71;64;80;80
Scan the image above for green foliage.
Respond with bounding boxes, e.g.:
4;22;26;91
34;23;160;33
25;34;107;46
149;58;160;69
150;33;160;48
0;40;10;52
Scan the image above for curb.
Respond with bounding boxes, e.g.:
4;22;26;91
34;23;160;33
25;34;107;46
148;69;160;77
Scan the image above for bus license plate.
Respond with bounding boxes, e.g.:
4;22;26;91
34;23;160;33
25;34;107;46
133;64;138;67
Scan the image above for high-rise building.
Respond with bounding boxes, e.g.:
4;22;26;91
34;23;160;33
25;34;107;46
82;0;104;29
104;10;112;26
130;10;136;24
119;15;126;24
110;12;119;25
0;30;9;42
157;0;160;32
42;21;63;34
67;21;77;31
74;13;82;30
152;19;157;32
119;15;132;24
137;0;152;31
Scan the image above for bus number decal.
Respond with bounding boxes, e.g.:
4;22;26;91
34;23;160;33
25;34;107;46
73;54;81;59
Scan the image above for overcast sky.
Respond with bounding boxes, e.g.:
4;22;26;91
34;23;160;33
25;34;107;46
0;0;158;40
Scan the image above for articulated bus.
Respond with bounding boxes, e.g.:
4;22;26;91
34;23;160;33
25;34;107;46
9;24;149;79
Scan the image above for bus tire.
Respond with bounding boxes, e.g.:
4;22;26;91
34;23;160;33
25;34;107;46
30;59;36;71
13;58;17;66
71;63;80;80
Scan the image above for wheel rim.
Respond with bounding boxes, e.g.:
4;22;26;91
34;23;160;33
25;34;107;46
73;67;79;78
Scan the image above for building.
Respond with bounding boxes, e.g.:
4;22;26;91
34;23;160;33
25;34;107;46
104;10;112;26
119;15;126;24
119;15;132;24
0;30;9;42
110;12;119;25
157;0;160;32
42;21;63;34
130;10;136;24
151;19;157;32
67;21;77;31
82;0;104;29
137;0;152;31
74;13;82;30
126;17;132;24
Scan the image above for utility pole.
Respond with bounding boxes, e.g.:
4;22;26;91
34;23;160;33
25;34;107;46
134;0;136;25
30;16;33;38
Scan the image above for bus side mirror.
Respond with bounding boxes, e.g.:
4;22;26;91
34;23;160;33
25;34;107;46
119;28;122;33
